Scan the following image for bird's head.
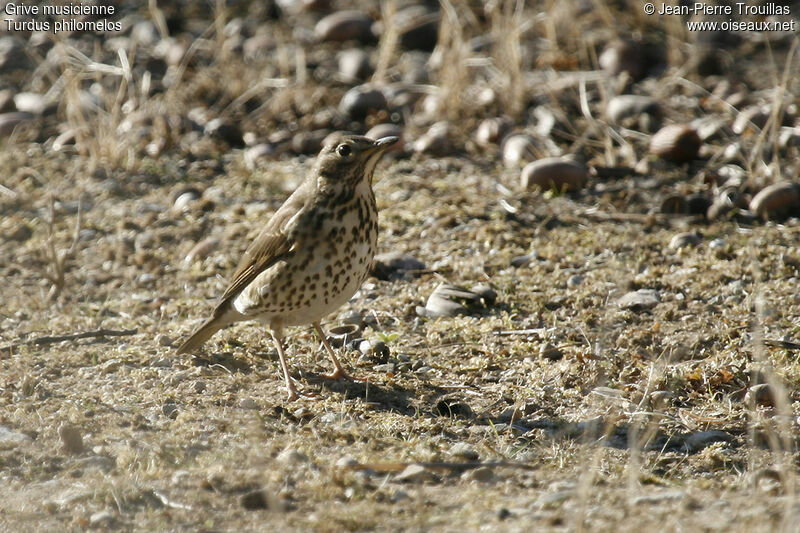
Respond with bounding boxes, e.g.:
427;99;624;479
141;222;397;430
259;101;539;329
314;134;398;191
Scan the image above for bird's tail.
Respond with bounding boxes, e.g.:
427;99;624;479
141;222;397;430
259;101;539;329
175;308;235;354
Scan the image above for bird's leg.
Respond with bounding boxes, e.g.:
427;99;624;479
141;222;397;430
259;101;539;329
271;329;316;401
312;322;367;382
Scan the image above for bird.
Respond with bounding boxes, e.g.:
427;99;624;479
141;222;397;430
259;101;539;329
176;134;398;400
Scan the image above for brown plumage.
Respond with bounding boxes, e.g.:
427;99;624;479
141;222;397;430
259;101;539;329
176;134;397;400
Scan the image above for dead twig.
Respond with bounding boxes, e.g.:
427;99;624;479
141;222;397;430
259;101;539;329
341;460;536;474
1;328;138;351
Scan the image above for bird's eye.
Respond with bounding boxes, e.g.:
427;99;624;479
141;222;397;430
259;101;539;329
337;144;352;158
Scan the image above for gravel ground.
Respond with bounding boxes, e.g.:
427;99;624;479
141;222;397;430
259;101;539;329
1;1;800;531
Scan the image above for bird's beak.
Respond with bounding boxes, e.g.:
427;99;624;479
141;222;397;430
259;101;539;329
372;136;399;150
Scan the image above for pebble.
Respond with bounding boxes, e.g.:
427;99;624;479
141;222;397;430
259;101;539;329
599;39;647;80
203;118;244;147
372;251;426;280
684;430;733;452
475;116;512;147
339;85;387;121
520;157;588;192
0;425;32;449
617;289;660;310
155;334;172;347
89;510;115;528
358;339;389;359
649;124;701;163
243;144;277;170
417;282;481;318
669;232;702;249
539;343;563;361
396;5;440;51
193;380;207;393
185;237;220;263
413;121;451;155
58;423;85;454
566;274;583;287
276;448;308;464
501;133;542;168
749;182;800;219
390;489;411;502
463;466;495;483
13;92;53;115
0;111;34;136
338;48;373;81
315;11;374;43
173;190;201;211
339;309;364;327
449;442;479;461
238;397;259;410
394;463;437;483
745;384;776;407
606;95;661;130
240;489;282;511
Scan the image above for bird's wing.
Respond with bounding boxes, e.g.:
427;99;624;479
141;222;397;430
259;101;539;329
218;180;312;304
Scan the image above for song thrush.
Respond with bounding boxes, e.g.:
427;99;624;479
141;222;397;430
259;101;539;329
176;134;398;400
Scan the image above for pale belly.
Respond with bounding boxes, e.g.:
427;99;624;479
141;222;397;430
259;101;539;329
232;207;377;327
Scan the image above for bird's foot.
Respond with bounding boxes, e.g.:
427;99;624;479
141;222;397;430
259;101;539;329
323;368;367;382
285;381;318;401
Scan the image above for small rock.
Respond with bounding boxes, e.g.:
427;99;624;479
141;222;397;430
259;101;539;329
749;182;800;219
394;463;437;483
193;380;207;393
566;274;583;287
449;442;479;461
390;489;411;502
155;334;172;347
617;289;660;310
475;116;513;147
358;339;389;360
185;238;220;263
315;11;374;43
373;362;395;373
649;391;675;409
396;5;439;51
240;489;283;511
520;157;588;192
501;133;542;168
243;144;277;170
599;39;647;80
0;111;34;136
413;121;451;155
669;232;702;249
13;92;53;115
58;423;85;454
173;190;201;211
338;48;373;81
649;124;701;163
276;448;308;464
606;95;661;131
420;283;492;318
4;222;32;242
339;85;387;121
684;430;734;452
89;510;115;528
292;129;330;155
539;343;563;361
372;251;425;280
463;466;495;483
204;118;244;147
238;398;258;410
745;384;776;407
0;426;32;449
435;400;474;418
